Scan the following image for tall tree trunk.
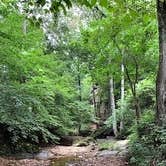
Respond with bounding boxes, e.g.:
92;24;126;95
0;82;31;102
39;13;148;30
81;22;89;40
134;96;140;122
78;73;82;101
156;0;166;124
120;63;125;133
113;38;140;122
110;78;118;137
92;84;97;116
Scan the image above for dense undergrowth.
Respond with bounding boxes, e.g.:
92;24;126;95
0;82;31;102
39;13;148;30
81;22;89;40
0;12;93;154
129;111;166;166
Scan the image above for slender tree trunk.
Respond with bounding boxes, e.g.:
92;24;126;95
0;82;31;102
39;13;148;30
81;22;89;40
78;73;82;101
120;63;125;133
113;38;140;122
76;60;82;102
134;96;140;121
124;64;140;122
110;78;118;137
156;0;166;124
92;84;97;115
92;84;100;118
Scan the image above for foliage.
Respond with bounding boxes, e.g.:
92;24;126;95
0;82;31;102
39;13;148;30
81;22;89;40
136;78;156;110
1;2;166;165
0;10;93;153
126;78;156;112
104;77;155;139
67;100;94;134
105;99;135;138
129;111;166;166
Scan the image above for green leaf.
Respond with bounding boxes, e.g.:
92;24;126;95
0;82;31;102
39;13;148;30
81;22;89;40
90;0;97;6
84;0;91;7
63;0;72;8
60;4;67;15
99;0;108;7
36;0;46;6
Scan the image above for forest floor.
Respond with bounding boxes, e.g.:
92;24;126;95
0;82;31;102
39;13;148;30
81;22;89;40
0;139;129;166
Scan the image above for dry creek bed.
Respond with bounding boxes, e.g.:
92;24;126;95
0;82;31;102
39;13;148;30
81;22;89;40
0;139;129;166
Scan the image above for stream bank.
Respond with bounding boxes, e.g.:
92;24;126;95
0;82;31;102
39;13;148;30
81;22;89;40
0;139;129;166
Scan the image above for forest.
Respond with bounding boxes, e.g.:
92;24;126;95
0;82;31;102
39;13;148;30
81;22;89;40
0;0;166;166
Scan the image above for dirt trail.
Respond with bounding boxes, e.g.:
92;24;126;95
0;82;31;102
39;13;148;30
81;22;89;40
0;139;129;166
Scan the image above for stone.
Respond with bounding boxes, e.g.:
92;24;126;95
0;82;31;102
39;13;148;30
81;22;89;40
35;150;54;160
97;150;119;157
75;141;89;147
118;149;129;157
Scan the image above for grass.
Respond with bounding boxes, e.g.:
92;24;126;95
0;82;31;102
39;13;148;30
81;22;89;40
97;139;120;151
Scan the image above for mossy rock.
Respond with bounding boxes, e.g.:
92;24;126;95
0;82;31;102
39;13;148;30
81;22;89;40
74;137;95;147
75;141;89;147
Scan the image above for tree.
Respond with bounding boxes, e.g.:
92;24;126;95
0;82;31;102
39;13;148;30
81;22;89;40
120;62;125;132
109;78;118;137
156;0;166;125
0;6;96;152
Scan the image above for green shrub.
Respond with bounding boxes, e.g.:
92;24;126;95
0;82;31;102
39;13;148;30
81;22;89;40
105;99;135;138
128;111;166;166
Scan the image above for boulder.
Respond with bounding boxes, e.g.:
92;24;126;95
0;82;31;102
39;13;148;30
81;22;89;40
75;141;89;147
60;136;74;146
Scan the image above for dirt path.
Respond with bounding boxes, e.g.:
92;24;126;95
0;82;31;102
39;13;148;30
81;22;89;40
0;139;129;166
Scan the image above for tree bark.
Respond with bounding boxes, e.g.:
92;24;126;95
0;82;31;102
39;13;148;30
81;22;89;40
156;0;166;124
120;63;125;133
76;60;82;102
92;84;97;115
78;73;82;101
110;78;118;137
